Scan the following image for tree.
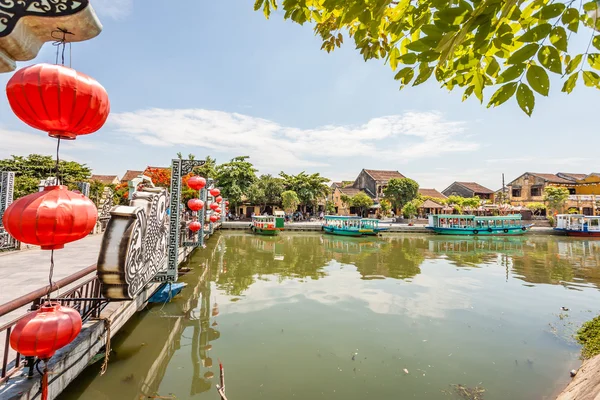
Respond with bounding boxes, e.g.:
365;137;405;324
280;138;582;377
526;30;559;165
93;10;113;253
259;174;285;205
216;156;257;209
383;177;419;212
281;190;300;213
350;191;374;217
144;167;171;188
194;155;218;179
340;194;352;211
461;196;481;209
257;0;600;116
246;182;267;208
0;154;91;198
527;201;547;216
379;199;391;217
325;201;336;214
544;186;570;214
402;199;421;219
280;171;330;212
446;195;465;206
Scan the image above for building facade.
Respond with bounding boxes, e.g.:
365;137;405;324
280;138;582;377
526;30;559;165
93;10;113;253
442;182;494;201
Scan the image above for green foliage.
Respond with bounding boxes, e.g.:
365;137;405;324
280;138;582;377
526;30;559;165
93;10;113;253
281;190;300;213
194;155;218;179
0;154;91;198
216;156;257;208
527;201;547;215
544;186;570;213
379;199;391;216
402;199;422;219
383;177;419;211
246;182;266;206
340;194;352;207
280;171;329;210
350;191;374;216
577;315;600;359
258;0;600;115
325;201;336;214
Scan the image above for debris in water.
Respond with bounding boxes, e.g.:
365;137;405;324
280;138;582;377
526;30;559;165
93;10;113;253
451;384;485;400
570;369;577;377
122;374;134;383
562;307;569;311
403;368;409;374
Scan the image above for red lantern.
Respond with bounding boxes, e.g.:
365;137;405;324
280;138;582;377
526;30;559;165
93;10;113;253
210;188;220;197
187;176;206;191
10;303;82;360
210;203;219;211
215;196;223;203
215;207;222;214
225;200;229;206
6;64;110;140
187;198;204;211
2;186;97;250
189;221;201;232
210;215;219;223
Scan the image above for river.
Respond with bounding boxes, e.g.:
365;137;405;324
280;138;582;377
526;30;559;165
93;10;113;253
60;232;600;400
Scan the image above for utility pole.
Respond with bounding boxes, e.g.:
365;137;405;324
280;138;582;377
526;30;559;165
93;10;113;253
502;173;506;204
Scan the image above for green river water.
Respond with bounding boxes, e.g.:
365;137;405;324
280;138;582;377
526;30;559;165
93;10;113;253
60;233;600;400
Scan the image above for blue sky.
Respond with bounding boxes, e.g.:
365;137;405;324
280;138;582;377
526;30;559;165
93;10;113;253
0;0;597;192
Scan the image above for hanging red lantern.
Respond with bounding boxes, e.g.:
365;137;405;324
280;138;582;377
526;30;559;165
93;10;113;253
210;188;220;197
210;215;218;223
187;176;206;191
210;203;219;211
2;186;97;250
10;302;82;360
6;64;110;140
215;207;221;214
187;198;204;211
189;221;202;232
225;200;229;206
215;196;223;203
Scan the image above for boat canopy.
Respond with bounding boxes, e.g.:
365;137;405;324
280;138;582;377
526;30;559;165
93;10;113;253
556;214;600;231
253;215;275;222
428;214;525;229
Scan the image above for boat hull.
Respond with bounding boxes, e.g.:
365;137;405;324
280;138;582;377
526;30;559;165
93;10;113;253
426;226;530;236
251;227;279;236
554;228;600;237
323;226;363;237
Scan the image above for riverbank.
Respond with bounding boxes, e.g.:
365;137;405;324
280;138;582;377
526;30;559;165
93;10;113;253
556;355;600;399
222;221;560;235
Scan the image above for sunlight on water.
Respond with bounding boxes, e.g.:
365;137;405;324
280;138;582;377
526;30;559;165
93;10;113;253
60;233;600;400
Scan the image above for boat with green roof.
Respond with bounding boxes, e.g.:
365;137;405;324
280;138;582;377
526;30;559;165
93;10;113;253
427;214;532;236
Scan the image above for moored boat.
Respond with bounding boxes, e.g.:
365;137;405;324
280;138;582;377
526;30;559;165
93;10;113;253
555;214;600;237
251;215;279;236
323;216;363;236
359;218;388;236
427;214;532;236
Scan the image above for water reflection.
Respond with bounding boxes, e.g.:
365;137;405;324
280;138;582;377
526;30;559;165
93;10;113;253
59;233;600;400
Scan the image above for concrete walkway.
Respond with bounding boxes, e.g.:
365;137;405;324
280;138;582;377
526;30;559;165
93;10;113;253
0;234;103;326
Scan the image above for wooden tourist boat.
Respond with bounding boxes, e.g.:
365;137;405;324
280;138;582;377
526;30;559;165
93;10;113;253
427;214;532;236
359;218;389;236
555;214;600;237
322;216;363;237
251;215;279;236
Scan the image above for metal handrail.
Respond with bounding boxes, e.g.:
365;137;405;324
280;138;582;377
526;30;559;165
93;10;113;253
0;264;97;319
0;264;104;384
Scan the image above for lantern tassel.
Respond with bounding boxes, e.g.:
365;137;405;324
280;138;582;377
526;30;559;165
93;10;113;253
41;362;48;400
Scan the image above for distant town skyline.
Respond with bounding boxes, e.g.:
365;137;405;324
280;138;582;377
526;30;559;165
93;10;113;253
0;0;597;192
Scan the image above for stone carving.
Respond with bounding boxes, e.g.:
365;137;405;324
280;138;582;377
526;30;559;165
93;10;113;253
154;159;205;283
0;0;102;72
0;171;17;250
97;187;169;300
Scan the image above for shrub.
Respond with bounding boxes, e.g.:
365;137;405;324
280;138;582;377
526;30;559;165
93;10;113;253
576;315;600;359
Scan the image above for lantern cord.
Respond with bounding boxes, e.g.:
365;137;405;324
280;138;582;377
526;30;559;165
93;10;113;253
47;250;55;302
54;137;61;185
51;28;74;66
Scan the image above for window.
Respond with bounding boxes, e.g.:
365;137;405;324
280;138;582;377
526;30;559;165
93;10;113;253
512;189;521;197
569;188;576;195
530;187;541;196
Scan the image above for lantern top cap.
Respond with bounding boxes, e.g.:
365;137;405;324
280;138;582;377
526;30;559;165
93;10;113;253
43;185;68;191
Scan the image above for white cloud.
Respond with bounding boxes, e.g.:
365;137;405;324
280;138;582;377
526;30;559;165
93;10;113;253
90;0;133;20
108;108;478;172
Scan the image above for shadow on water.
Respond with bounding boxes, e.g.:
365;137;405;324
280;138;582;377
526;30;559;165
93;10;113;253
59;233;600;400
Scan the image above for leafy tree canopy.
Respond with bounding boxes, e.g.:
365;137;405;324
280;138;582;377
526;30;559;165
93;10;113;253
282;190;301;212
0;154;91;198
544;186;570;212
350;191;374;215
383;177;419;210
256;0;600;115
216;156;258;207
280;171;330;208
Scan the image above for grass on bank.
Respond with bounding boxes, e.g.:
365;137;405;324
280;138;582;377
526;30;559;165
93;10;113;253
576;315;600;359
